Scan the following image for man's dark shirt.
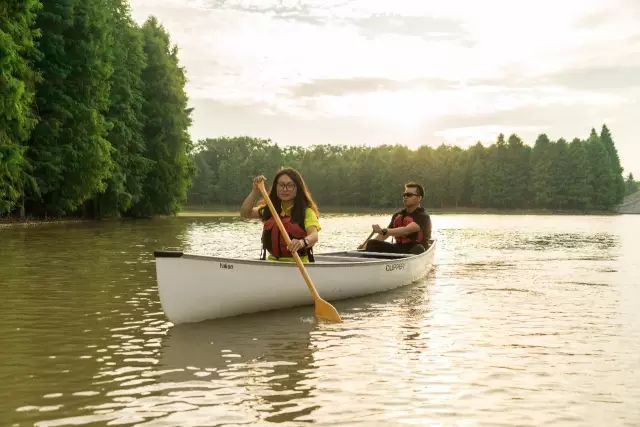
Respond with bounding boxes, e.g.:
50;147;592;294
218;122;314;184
389;206;431;245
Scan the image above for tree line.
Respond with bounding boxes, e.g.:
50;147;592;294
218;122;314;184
3;3;636;218
189;125;633;211
1;0;192;218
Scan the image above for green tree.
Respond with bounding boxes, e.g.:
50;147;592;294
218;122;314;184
586;129;616;209
504;134;531;208
340;146;372;207
447;147;467;208
184;126;630;213
529;134;554;208
599;124;625;204
27;0;114;216
368;145;413;207
469;143;489;207
565;138;592;210
485;135;506;207
548;138;571;209
130;17;192;216
95;0;150;217
483;134;521;208
431;145;458;207
625;173;638;196
414;145;447;208
0;0;40;215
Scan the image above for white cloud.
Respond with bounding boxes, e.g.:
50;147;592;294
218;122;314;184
129;0;640;176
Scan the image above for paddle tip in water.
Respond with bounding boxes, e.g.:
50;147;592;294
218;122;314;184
258;180;342;323
315;299;342;323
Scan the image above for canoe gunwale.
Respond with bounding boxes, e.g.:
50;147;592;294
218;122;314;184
155;240;435;268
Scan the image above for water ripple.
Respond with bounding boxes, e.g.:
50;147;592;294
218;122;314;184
1;214;639;426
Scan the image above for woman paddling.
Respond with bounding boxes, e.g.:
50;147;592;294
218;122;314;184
240;168;320;262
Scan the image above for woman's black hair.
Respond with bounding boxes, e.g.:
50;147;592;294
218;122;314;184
260;168;319;226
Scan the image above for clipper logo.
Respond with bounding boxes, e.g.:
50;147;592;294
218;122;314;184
386;263;405;272
219;262;234;270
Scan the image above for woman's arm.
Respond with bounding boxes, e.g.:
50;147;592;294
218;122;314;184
240;175;266;219
305;226;319;247
288;226;318;253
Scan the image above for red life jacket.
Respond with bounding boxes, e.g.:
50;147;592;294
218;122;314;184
392;211;425;245
262;215;311;259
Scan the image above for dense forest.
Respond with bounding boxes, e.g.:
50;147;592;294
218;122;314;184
2;3;637;219
0;0;191;218
188;126;635;211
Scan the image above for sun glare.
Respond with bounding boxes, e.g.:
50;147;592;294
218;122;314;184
311;90;439;130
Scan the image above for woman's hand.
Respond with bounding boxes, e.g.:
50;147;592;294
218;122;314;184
372;224;383;234
252;175;266;191
287;238;306;254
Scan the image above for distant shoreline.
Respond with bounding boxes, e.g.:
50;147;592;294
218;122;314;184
0;218;87;228
178;206;619;216
617;191;640;214
1;206;623;227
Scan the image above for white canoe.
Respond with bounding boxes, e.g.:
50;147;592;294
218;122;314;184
154;240;436;324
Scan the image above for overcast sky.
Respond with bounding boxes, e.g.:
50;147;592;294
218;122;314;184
130;0;640;177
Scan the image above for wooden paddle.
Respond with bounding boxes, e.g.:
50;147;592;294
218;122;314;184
357;230;375;250
257;181;342;322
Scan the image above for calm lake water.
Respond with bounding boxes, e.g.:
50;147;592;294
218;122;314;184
1;214;639;426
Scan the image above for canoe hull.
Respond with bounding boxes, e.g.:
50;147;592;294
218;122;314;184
155;242;435;324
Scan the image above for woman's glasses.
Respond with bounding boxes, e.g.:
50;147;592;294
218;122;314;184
402;192;419;198
277;182;297;191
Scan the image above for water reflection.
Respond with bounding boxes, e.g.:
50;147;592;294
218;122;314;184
0;219;185;425
2;214;640;426
520;232;617;251
162;309;317;423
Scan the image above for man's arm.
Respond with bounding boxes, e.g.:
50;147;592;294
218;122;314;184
372;221;420;239
371;223;388;240
385;222;420;237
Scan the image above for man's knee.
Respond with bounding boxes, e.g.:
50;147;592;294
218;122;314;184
408;244;425;254
365;240;394;253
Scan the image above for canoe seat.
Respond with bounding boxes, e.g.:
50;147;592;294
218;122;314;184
315;251;412;261
314;255;372;263
344;251;411;259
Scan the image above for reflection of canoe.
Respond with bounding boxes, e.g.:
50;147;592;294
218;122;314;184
160;308;316;373
157;309;320;421
154;241;436;324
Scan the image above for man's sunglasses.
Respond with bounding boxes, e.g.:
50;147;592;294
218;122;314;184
402;192;419;198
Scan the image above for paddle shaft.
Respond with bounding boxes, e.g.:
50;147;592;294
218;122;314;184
357;230;376;250
257;182;322;301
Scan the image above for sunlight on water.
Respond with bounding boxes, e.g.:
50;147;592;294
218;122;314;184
1;214;639;426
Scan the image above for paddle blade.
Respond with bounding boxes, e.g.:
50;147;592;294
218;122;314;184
315;298;342;322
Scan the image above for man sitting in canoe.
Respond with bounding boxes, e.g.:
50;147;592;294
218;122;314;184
364;182;431;254
240;168;320;262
